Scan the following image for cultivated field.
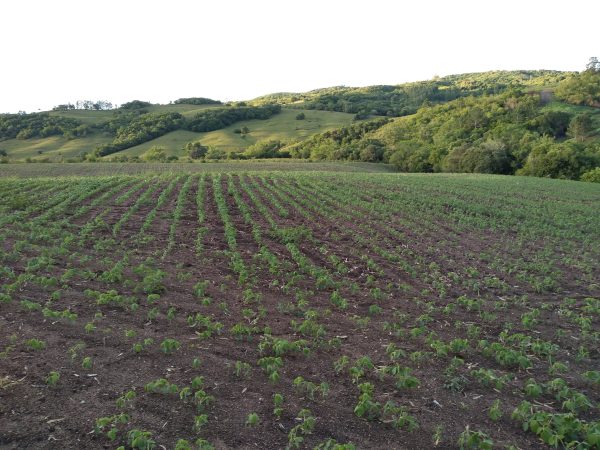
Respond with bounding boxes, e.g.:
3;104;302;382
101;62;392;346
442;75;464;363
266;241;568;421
0;169;599;449
0;161;395;178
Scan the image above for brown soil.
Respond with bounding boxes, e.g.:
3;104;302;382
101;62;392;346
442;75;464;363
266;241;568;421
0;175;597;450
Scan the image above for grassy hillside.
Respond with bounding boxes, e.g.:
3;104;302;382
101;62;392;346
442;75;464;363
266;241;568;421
0;134;113;161
116;108;356;158
144;103;224;117
1;103;223;161
46;103;221;124
47;109;113;125
1;106;357;162
542;100;600;128
109;130;206;158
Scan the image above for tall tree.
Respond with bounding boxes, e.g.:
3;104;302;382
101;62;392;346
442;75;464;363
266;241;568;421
569;114;593;142
586;56;600;72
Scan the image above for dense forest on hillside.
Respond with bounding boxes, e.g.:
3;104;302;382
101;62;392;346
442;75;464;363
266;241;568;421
0;113;87;140
284;88;599;179
250;70;571;117
272;66;600;181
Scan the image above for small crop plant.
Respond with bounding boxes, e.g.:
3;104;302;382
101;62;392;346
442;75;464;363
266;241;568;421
160;338;181;354
457;426;494;450
245;412;259;427
2;171;600;450
46;371;60;386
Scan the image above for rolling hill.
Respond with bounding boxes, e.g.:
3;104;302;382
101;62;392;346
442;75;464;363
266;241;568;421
0;104;358;162
115;109;357;158
1;68;599;182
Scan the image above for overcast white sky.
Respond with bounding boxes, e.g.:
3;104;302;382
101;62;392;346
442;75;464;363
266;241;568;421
1;0;598;112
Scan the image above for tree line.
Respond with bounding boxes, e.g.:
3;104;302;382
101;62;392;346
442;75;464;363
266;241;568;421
173;97;222;105
0;113;88;140
250;70;571;118
92;104;281;157
185;104;281;132
52;100;114;111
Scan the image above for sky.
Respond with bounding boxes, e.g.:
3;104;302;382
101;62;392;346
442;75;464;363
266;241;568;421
1;0;598;113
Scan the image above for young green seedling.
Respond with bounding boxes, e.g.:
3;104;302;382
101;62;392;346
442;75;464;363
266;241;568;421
82;357;93;370
273;393;284;419
245;412;259;427
46;371;60;386
160;338;181;354
488;399;503;421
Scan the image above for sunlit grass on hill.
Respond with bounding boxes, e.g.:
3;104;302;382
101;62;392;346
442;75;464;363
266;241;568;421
114;109;357;158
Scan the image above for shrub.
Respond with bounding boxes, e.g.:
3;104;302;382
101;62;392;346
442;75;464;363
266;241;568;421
119;100;152;110
459;140;513;174
142;146;168;162
519;139;599;179
569;113;593;141
527;111;571;138
185;141;208;159
174;97;221;105
358;139;385;162
581;167;600;182
205;147;227;160
243;139;288;159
